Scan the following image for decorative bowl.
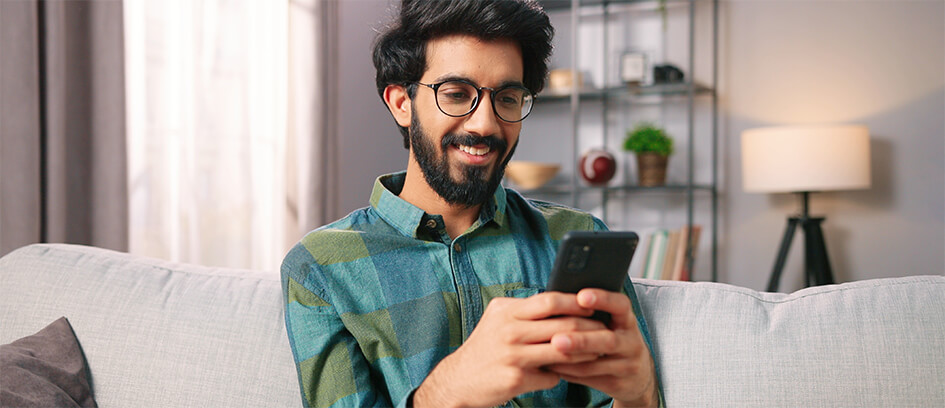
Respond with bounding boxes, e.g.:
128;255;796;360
505;161;561;190
548;69;584;94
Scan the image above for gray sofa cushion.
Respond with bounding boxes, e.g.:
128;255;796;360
0;244;299;407
3;243;942;407
633;276;945;407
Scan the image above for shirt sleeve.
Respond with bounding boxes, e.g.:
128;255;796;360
282;243;414;408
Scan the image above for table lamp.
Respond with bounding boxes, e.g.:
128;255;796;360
741;125;871;292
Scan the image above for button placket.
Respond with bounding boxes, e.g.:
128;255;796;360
451;238;481;339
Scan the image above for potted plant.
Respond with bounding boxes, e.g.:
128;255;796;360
623;123;673;187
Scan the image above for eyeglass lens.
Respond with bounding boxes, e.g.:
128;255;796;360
434;81;533;122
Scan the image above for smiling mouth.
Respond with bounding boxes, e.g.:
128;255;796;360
457;144;491;156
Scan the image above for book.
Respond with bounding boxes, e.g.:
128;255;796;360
660;230;680;280
679;225;702;281
636;226;703;281
670;226;690;281
643;230;668;280
633;230;655;279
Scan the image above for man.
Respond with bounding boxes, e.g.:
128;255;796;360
281;0;661;406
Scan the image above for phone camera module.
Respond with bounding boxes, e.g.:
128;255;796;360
566;245;592;271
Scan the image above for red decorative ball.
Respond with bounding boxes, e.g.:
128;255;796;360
579;149;617;185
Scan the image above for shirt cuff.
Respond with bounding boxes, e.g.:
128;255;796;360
396;386;420;408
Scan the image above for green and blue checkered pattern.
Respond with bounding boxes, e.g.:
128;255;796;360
282;172;659;408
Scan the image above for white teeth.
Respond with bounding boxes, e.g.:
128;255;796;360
458;145;490;156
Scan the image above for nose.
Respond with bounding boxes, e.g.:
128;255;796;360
462;92;503;138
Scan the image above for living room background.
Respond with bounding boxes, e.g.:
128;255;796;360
123;0;346;272
0;0;340;273
1;0;941;290
333;0;945;292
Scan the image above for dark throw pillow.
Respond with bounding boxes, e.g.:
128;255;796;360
0;317;97;408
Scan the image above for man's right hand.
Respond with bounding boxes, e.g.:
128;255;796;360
412;292;608;408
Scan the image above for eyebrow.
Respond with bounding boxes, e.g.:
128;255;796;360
431;74;526;89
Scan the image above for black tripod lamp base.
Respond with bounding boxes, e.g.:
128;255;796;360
766;216;836;293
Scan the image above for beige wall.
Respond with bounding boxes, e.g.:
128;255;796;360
336;0;945;291
337;0;406;214
719;0;944;291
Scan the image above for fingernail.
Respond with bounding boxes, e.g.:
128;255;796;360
553;335;572;350
579;291;596;305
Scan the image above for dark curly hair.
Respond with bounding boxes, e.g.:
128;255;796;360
372;0;554;148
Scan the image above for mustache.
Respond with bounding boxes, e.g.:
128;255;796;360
441;133;508;153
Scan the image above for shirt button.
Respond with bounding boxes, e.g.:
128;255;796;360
454;244;462;252
425;219;437;229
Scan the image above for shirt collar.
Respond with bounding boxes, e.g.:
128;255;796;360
487;182;508;228
369;171;508;238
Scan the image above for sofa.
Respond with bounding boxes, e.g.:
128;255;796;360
1;243;943;407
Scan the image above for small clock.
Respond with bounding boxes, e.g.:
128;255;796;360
620;52;648;84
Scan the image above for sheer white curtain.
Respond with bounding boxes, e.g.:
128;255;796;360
124;0;299;271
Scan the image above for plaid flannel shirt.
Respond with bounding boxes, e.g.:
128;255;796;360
282;172;661;407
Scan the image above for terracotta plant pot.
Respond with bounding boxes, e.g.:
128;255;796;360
636;153;669;186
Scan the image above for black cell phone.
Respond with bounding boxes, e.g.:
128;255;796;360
547;231;639;325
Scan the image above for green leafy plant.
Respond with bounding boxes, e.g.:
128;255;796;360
624;123;674;156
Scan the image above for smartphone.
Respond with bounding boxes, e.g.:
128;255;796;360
547;230;639;324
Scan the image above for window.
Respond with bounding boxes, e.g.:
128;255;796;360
124;0;289;271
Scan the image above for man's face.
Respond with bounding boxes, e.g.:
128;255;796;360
409;35;524;207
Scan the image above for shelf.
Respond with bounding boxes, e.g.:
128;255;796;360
512;183;715;195
536;82;714;104
541;0;690;11
531;0;719;283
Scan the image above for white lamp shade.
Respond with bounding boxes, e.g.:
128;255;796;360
741;125;871;193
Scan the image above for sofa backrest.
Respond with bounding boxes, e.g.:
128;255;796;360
633;275;945;407
0;244;301;407
4;243;943;407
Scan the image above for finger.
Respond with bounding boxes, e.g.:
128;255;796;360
550;329;645;356
554;373;619;395
510;292;595;321
513;317;608;344
509;343;606;368
575;289;637;329
545;355;641;378
522;367;564;392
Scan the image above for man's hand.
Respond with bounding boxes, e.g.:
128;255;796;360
413;292;607;408
544;289;659;408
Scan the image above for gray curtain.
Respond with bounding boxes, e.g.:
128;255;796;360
0;0;127;256
286;0;340;247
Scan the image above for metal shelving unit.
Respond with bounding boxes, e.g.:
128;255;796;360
537;82;714;102
532;0;719;282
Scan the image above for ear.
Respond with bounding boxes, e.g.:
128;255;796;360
383;84;412;128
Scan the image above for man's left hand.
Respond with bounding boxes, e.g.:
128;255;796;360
544;288;659;408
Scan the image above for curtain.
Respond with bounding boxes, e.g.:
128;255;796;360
124;0;338;271
0;0;128;257
287;0;340;246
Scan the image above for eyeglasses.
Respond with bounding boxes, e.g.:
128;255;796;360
416;79;535;123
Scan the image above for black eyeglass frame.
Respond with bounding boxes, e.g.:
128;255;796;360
415;79;535;123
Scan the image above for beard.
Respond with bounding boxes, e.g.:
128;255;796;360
409;111;518;207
